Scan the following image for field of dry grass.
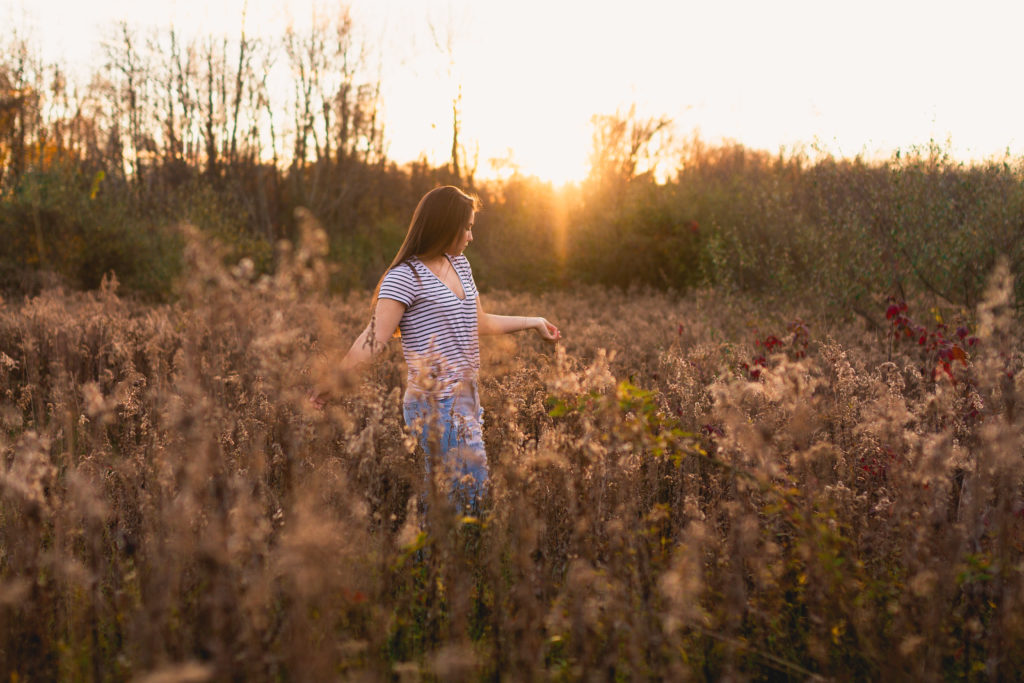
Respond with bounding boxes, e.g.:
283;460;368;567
1;225;1022;680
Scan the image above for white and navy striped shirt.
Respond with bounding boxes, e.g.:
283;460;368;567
378;255;480;397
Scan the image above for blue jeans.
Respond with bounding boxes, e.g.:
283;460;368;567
403;382;487;505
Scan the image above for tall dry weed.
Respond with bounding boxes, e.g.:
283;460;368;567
0;228;1021;680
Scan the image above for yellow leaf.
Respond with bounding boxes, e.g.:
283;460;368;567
89;170;105;200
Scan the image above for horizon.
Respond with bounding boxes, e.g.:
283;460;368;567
6;0;1024;184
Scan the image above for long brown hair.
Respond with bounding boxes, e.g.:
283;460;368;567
371;185;481;317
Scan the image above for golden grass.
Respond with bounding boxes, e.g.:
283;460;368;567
1;223;1022;680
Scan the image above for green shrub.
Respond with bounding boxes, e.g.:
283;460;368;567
0;166;182;300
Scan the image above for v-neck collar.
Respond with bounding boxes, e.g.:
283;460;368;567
416;255;466;301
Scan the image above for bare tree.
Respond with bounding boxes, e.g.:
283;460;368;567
428;5;470;182
0;51;32;188
283;5;385;216
588;104;673;189
172;32;201;167
146;27;181;167
227;12;251;166
198;36;227;177
283;21;315;170
102;22;151;179
0;29;48;186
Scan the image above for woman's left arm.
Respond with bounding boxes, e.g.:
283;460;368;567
476;297;561;341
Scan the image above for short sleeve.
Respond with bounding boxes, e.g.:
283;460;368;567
378;263;418;307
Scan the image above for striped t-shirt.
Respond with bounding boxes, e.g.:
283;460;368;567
377;255;480;397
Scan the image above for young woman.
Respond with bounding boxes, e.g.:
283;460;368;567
337;185;560;505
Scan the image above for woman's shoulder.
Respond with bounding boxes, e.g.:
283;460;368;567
381;260;422;289
450;254;473;272
385;258;422;276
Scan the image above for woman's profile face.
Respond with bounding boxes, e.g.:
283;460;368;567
447;210;475;255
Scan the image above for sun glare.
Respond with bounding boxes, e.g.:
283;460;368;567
532;155;589;187
499;140;590;187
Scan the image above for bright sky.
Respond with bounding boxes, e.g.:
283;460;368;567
7;0;1024;183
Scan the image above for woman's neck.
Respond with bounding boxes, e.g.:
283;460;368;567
418;253;450;267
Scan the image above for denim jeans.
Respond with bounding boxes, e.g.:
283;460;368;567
403;381;487;505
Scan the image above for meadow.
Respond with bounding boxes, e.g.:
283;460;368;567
1;220;1021;681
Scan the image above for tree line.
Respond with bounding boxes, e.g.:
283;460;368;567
0;9;449;297
1;12;1022;316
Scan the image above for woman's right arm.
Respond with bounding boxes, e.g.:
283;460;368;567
311;298;406;407
340;297;406;373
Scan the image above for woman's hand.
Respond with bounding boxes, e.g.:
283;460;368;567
307;366;361;411
532;317;561;342
307;388;327;411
